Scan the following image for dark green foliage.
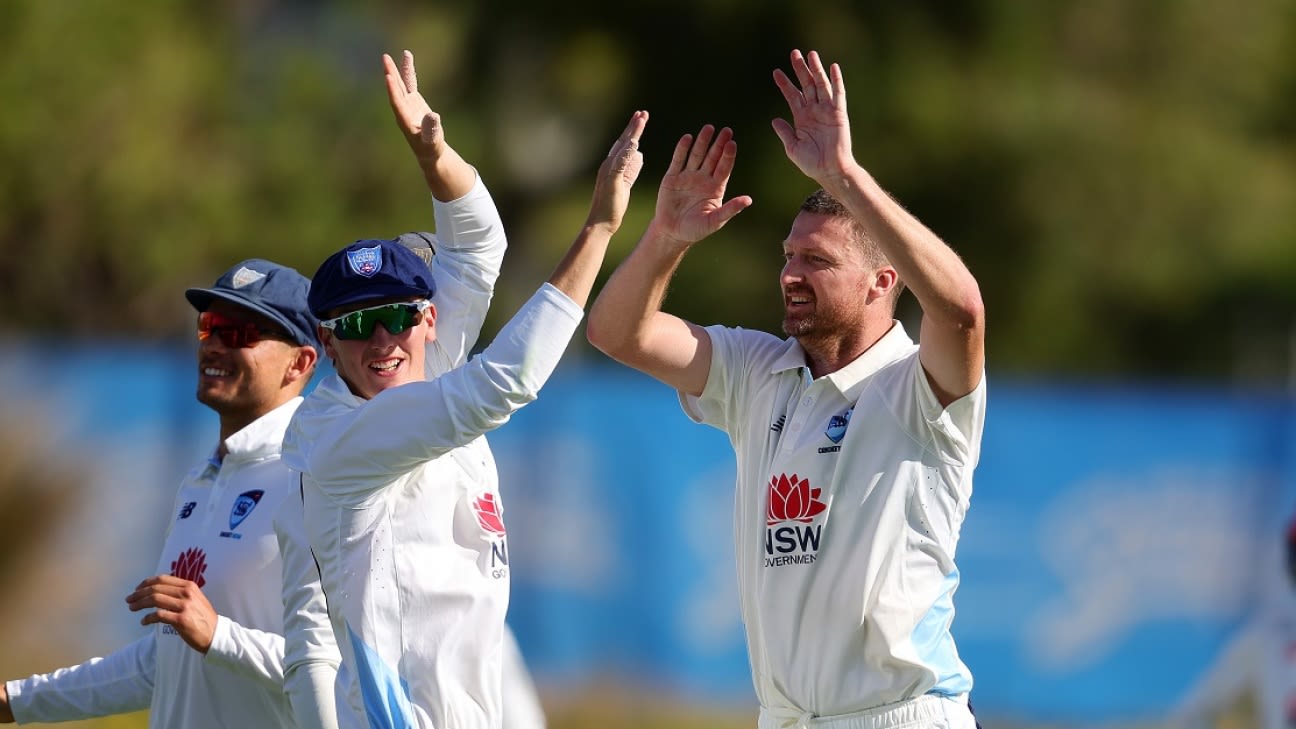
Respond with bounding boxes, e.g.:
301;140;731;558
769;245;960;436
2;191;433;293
2;0;1293;383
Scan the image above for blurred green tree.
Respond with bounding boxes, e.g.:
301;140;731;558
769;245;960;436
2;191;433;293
0;0;1292;383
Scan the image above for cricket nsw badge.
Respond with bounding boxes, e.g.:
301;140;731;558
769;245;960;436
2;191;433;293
347;245;383;277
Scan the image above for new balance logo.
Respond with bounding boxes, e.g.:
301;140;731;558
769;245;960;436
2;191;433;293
770;415;786;433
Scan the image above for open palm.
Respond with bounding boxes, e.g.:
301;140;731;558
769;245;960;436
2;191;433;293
652;125;752;245
772;50;853;182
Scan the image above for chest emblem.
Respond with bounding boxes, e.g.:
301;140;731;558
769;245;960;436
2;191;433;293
171;547;208;588
765;474;825;567
229;489;264;531
767;473;827;525
473;493;506;535
825;407;853;444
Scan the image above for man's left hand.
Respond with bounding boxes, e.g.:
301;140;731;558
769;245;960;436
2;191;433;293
126;575;218;654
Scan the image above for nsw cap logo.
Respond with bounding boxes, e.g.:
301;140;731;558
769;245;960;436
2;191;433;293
230;266;266;289
346;245;383;277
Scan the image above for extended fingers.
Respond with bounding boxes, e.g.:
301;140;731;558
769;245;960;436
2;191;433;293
714;135;741;181
715;194;753;225
702;127;735;176
608;110;648;158
777;50;838;108
383;55;409;119
132;574;186;592
666;123;733;177
686;125;716;170
666;133;693;175
790;49;817;101
805;51;833;102
401;50;418;94
773;67;802;110
126;583;185;609
830;62;847;110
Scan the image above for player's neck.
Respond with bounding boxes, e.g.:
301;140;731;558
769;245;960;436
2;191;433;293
799;323;890;379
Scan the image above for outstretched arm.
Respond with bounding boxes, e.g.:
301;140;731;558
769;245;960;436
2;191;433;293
384;50;475;202
587;125;752;396
2;636;156;723
298;113;651;491
386;49;507;368
772;49;984;405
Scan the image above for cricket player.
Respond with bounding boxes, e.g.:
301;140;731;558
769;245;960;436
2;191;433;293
0;258;328;729
272;49;552;729
587;50;986;729
280;96;647;729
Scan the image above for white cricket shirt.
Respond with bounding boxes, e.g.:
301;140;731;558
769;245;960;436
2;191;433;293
7;398;308;728
681;322;986;725
282;282;583;729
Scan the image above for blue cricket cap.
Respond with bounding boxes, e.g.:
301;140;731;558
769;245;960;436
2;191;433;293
185;259;321;350
308;238;436;318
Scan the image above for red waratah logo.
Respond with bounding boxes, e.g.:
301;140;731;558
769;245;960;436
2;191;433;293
171;547;208;588
767;473;827;525
473;493;506;535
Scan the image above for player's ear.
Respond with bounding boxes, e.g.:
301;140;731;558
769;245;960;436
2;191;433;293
867;266;899;305
318;326;338;361
422;303;438;343
285;345;319;387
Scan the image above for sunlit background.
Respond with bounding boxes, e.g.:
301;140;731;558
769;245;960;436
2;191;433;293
2;1;1295;727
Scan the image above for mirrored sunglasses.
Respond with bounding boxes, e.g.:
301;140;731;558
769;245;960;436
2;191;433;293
320;300;432;341
197;311;289;349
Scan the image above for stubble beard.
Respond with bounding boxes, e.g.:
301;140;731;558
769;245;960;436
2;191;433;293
782;313;817;338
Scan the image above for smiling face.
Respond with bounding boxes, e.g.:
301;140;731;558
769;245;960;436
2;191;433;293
196;299;314;430
779;212;880;341
320;297;438;400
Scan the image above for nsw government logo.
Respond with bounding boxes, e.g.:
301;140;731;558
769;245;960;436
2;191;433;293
764;473;826;567
171;547;208;588
473;492;509;579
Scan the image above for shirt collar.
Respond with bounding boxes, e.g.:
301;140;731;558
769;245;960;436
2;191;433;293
217;397;303;463
826;321;914;399
769;321;916;398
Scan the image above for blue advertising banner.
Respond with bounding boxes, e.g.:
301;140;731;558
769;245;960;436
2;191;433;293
1;344;1290;724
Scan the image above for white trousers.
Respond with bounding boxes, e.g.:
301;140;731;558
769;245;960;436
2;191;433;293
758;694;978;729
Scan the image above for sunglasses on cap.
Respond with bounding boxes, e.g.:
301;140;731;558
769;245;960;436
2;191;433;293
319;300;432;341
197;311;291;349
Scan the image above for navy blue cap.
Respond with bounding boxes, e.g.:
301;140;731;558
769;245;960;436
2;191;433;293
308;238;436;318
185;259;321;350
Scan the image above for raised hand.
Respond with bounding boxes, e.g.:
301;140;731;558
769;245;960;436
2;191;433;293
587;110;648;234
126;574;219;654
771;49;854;184
384;50;446;164
383;50;472;199
649;125;752;248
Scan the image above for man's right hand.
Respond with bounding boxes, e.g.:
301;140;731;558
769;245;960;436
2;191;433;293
585;110;647;235
383;49;474;201
645;124;751;251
